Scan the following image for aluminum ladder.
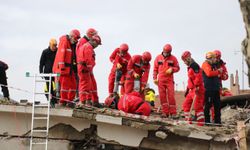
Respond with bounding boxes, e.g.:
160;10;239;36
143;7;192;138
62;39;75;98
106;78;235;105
26;72;59;150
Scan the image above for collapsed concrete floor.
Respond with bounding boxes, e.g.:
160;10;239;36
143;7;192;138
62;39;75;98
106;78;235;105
1;99;250;150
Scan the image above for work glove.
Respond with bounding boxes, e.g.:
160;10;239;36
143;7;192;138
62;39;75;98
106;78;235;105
153;80;158;85
116;63;122;69
134;73;140;79
165;68;173;75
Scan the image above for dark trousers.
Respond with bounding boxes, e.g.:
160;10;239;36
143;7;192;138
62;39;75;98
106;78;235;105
0;69;9;98
44;77;57;103
204;90;221;124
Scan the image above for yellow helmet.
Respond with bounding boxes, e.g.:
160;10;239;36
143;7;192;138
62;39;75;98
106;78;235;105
205;51;215;59
49;38;57;47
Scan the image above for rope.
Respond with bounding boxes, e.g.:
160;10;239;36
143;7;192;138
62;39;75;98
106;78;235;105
0;83;32;94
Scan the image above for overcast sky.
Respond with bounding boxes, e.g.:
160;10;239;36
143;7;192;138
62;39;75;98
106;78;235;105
0;0;246;102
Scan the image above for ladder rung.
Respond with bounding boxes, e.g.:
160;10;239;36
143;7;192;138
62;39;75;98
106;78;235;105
35;92;50;95
35;80;50;82
34;117;48;120
33;129;47;133
32;142;47;145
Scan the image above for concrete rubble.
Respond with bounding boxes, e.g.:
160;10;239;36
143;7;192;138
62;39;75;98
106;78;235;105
1;97;250;150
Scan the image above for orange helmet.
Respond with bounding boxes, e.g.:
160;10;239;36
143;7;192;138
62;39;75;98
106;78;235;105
142;51;152;62
213;50;221;59
49;38;57;47
86;28;97;38
206;51;215;59
181;51;191;61
70;29;81;40
119;43;129;52
163;44;172;53
92;35;102;45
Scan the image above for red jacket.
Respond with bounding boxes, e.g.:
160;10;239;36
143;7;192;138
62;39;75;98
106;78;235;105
187;61;204;90
153;54;179;80
127;55;143;77
141;63;150;88
53;35;73;75
118;92;151;116
110;48;131;74
76;36;89;52
217;60;228;81
76;42;96;73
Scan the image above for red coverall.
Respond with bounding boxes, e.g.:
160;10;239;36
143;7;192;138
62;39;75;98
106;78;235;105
118;91;151;116
211;59;229;120
108;48;131;95
53;35;76;103
76;42;97;103
182;62;205;126
153;54;179;115
217;60;228;92
76;36;89;51
124;55;143;94
141;63;150;90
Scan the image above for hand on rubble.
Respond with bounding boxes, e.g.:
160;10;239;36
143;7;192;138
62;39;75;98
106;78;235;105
116;63;122;69
153;80;158;85
134;73;140;79
165;68;173;75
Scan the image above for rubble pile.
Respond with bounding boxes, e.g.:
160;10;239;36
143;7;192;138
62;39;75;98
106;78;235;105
221;106;250;125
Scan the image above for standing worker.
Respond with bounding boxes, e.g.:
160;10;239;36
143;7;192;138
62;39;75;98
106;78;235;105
141;51;152;91
213;50;228;90
53;29;81;106
0;60;10;101
108;43;131;97
76;35;102;108
76;28;98;50
181;51;205;126
202;52;223;124
76;28;99;102
39;38;58;107
210;50;229;120
153;44;180;118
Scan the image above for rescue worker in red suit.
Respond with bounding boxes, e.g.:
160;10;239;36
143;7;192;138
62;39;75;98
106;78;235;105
213;50;228;91
124;55;144;94
76;28;99;103
76;35;102;108
181;51;205;126
141;51;152;91
117;91;151;116
108;43;131;96
211;50;229;120
153;44;180;117
53;29;80;106
76;28;98;53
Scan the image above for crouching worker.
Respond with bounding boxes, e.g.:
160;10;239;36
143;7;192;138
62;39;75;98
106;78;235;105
118;91;151;116
181;51;205;126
